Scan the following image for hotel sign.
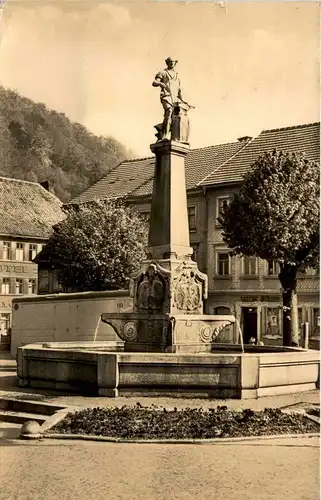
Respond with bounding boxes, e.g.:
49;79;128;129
0;264;37;274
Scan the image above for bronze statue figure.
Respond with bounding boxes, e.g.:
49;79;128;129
153;57;193;141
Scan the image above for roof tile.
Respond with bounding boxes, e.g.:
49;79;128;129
0;177;64;239
200;122;320;186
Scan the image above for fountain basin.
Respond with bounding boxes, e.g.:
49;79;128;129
17;342;320;399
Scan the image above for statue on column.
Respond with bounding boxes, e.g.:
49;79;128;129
152;57;194;142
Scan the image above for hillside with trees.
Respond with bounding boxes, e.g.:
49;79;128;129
0;86;133;201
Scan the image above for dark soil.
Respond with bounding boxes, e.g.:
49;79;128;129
49;404;320;440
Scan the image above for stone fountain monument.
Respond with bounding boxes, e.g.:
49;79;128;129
101;57;235;352
16;58;320;398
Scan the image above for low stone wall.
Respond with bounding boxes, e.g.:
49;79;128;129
17;343;320;399
11;291;132;357
17;342;124;393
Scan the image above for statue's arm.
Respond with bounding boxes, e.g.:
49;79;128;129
152;77;168;91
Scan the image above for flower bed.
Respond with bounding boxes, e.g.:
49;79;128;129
49;404;319;440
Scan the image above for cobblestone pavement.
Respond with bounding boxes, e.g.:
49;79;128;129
0;435;319;500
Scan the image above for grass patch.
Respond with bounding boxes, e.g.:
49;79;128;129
49;404;319;440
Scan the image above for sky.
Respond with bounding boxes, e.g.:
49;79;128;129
0;0;319;156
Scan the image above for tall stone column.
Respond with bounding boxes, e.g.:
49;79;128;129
146;140;192;261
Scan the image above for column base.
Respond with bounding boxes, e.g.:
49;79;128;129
145;244;193;260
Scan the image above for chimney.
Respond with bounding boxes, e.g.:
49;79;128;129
39;180;52;193
237;136;252;143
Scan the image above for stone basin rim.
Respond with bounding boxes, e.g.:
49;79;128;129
100;314;236;321
20;342;318;356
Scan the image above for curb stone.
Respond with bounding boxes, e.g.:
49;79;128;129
19;406;78;440
40;432;320;445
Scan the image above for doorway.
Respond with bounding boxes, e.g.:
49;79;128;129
241;307;258;344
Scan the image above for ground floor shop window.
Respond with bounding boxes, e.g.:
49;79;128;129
265;307;280;336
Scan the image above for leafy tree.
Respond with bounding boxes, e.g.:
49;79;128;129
219;150;319;346
43;199;148;292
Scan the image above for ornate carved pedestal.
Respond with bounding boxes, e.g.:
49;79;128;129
101;104;235;352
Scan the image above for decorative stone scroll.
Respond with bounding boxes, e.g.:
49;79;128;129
199;322;229;343
199;325;212;343
100;315;139;342
123;322;138;341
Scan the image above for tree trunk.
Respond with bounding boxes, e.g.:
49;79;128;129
279;263;299;347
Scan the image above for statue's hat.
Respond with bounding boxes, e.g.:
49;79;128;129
165;57;178;63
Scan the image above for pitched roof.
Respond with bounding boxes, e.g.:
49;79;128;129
70;141;246;203
70;122;320;204
200;122;320;187
0;177;64;239
70;157;155;203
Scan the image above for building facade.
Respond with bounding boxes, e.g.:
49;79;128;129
70;122;320;346
0;177;64;336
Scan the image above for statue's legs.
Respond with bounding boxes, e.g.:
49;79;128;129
161;100;173;140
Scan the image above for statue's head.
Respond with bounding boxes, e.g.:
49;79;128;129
165;57;177;69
